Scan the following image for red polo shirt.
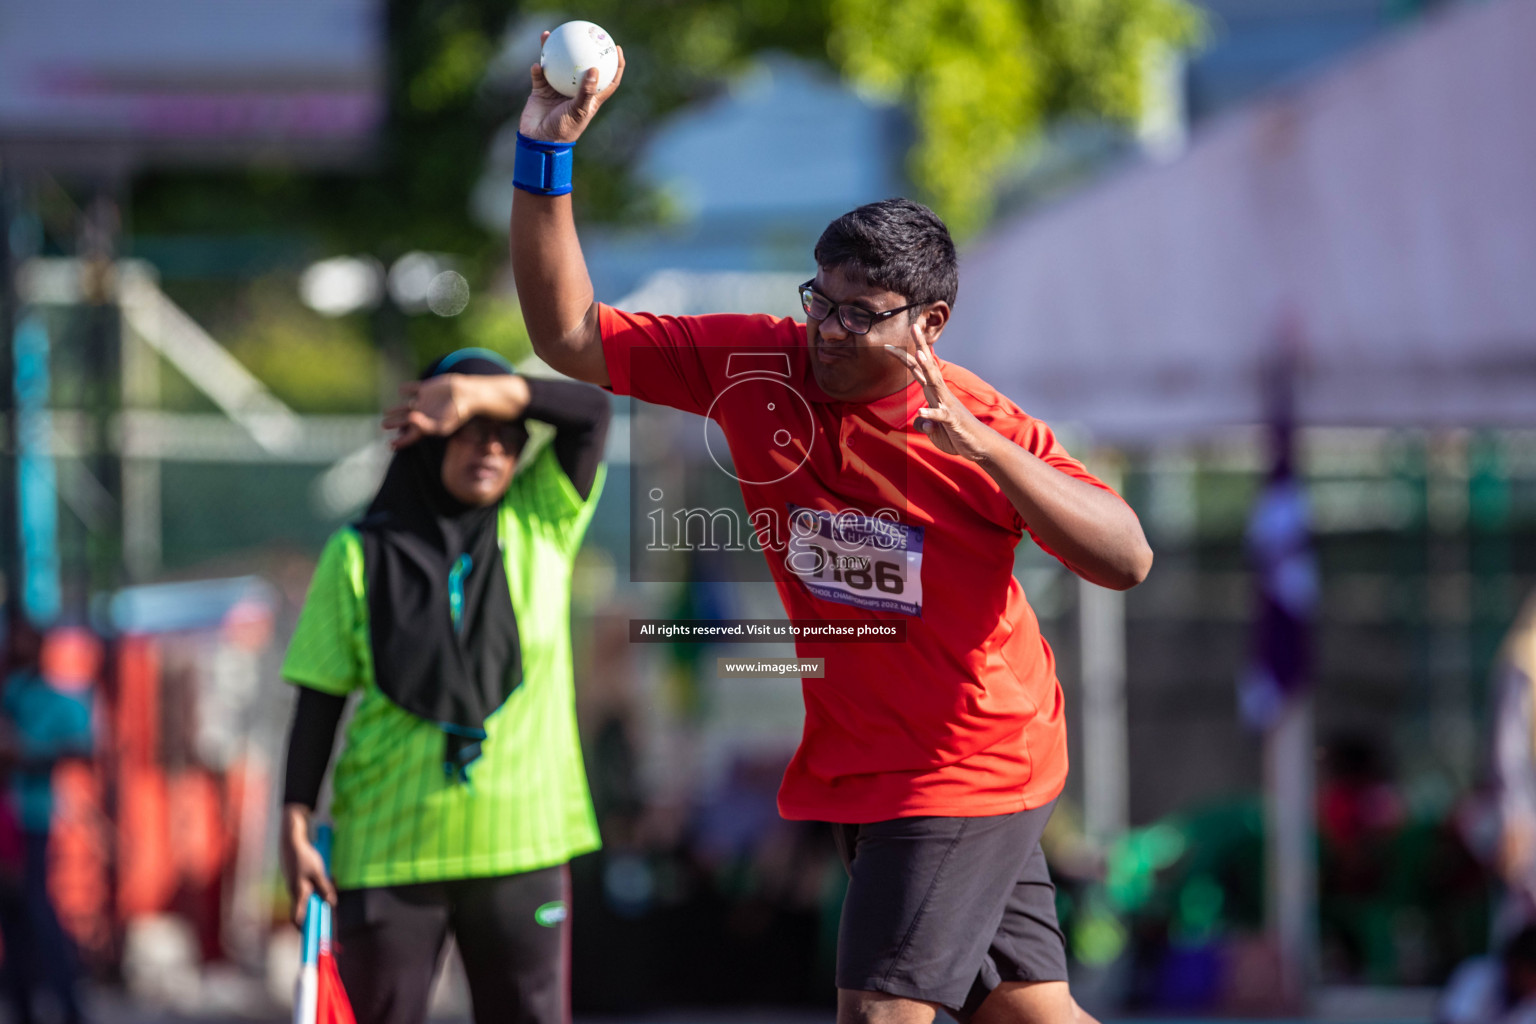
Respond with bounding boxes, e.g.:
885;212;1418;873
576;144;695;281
600;304;1119;822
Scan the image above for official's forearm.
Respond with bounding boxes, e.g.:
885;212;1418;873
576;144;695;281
282;687;346;809
282;802;312;837
461;375;532;422
524;377;609;430
976;432;1153;590
510;191;608;386
468;374;605;422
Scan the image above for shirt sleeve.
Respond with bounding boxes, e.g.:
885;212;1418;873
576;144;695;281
983;403;1126;565
598;303;800;417
507;444;607;556
523;377;611;500
282;529;366;696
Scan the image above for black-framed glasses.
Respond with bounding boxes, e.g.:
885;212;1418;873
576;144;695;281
799;280;925;335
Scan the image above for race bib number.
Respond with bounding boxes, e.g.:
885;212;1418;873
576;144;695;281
785;505;923;617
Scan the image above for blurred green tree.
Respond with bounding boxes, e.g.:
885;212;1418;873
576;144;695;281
220;277;382;414
130;0;1200;381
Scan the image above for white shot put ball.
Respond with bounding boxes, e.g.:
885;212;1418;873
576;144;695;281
540;21;619;98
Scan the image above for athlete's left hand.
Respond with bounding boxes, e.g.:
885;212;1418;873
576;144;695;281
885;327;996;462
383;376;470;449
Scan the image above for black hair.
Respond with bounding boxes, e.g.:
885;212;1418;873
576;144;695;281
813;198;959;311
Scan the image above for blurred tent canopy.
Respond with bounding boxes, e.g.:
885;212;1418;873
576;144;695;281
942;0;1536;440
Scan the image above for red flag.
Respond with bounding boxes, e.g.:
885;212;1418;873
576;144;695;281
295;826;354;1024
315;944;356;1024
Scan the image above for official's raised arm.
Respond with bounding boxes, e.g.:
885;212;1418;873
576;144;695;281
508;33;624;387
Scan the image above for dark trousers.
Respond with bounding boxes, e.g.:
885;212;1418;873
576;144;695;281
335;866;569;1024
0;832;85;1024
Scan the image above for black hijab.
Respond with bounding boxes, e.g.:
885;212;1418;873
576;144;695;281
356;349;523;782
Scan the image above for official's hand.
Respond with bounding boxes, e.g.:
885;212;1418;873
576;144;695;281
280;805;337;930
885;326;995;462
383;375;473;449
519;31;625;146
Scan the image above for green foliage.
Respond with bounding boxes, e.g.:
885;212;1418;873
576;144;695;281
550;0;1202;235
132;0;1202;251
220;277;381;414
831;0;1202;234
126;0;1202;407
531;0;836;223
417;297;535;370
831;0;1043;237
131;0;529;389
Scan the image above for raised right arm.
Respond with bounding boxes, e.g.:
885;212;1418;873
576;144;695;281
512;193;607;386
509;36;626;387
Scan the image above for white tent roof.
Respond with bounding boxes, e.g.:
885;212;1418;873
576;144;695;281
941;0;1536;441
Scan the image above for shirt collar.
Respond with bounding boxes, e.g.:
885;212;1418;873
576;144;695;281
860;378;927;431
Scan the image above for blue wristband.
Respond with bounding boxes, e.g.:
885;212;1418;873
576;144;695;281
512;133;575;196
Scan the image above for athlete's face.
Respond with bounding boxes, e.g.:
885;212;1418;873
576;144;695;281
804;264;948;403
440;416;524;507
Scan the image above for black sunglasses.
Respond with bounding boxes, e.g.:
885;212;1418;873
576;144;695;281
453;416;527;449
799;280;926;335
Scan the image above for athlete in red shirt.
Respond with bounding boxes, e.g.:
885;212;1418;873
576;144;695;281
597;302;1121;825
391;44;1151;1024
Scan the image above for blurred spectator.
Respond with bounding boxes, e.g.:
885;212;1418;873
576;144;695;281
1317;733;1406;982
1440;592;1536;1022
1490;593;1536;940
0;614;92;1024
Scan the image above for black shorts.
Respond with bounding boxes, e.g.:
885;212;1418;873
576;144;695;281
832;800;1068;1020
334;865;569;1024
